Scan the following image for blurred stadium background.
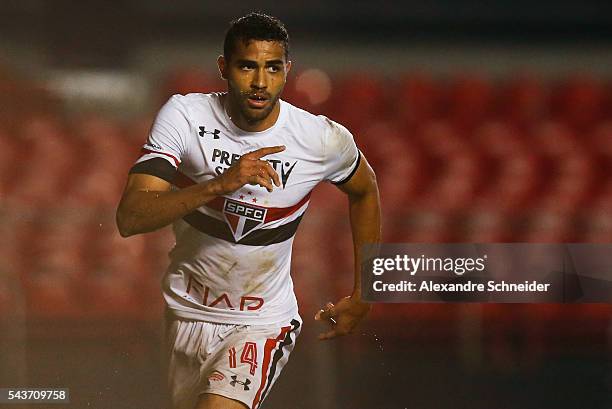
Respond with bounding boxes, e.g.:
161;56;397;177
0;1;611;408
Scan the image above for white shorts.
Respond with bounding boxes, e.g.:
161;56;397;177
166;314;302;409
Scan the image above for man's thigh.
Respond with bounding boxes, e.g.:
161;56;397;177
195;393;248;409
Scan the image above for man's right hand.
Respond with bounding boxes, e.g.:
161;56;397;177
117;145;286;237
215;145;285;194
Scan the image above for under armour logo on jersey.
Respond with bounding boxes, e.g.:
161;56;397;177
199;126;220;139
230;375;251;390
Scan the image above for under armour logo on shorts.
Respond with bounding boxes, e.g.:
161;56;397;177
230;375;251;391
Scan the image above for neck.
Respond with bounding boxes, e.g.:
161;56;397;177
222;93;281;132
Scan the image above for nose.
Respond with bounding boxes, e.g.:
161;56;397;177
251;67;267;90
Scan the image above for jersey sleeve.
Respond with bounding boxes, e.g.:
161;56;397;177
131;95;190;179
322;118;361;184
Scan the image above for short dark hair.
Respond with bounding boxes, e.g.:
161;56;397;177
223;12;289;62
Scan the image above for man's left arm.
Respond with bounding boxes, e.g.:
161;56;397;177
316;152;381;340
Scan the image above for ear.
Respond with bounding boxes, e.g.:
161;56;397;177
285;60;292;76
217;55;227;80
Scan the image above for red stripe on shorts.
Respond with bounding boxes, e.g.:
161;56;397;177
251;325;291;409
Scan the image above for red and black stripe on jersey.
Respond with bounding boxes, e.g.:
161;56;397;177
176;172;310;246
129;160;311;246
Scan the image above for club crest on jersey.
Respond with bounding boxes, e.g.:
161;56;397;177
223;198;267;241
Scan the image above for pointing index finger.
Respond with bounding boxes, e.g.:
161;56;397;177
246;145;286;160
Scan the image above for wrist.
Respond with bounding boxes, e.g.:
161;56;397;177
348;296;371;319
206;177;227;196
350;289;365;303
349;294;370;308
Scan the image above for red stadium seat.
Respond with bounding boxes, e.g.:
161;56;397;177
300;207;354;299
416;120;467;156
72;116;133;168
470;122;534;211
552;75;607;131
79;260;144;319
137;229;174;319
472;121;526;157
21;246;85;319
479;152;541;212
3;279;23;317
530;120;579;157
588;179;612;213
579;211;612;242
78;217;154;318
394;72;441;127
85;213;148;268
7;115;76;206
358;121;410;161
519;210;577;242
418;150;481;212
63;116;135;206
291;215;344;312
446;74;495;132
378;154;424;211
0;222;25;277
327;72;388;132
67;169;126;207
359;122;424;206
498;75;549;128
308;177;347;211
282;68;333;114
415;122;481;212
160;67;224;102
462;209;515;242
387;210;455;242
124;114;156;150
537;152;596;212
589;121;612;157
0;127;20;194
369;303;460;342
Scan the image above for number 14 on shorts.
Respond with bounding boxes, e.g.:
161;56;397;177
228;342;258;375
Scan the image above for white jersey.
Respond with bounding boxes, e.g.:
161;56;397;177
132;93;359;325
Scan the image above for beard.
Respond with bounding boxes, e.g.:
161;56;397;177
227;83;284;125
240;92;280;123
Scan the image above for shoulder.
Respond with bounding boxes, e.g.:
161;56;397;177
280;100;356;159
281;100;348;141
282;100;325;130
163;92;221;117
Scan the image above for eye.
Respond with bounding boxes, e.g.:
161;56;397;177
267;66;281;73
240;64;253;71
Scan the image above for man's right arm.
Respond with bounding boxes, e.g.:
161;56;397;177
116;173;222;237
116;146;285;237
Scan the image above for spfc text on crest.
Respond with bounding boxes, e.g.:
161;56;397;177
223;199;268;241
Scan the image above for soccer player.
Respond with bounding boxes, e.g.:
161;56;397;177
116;12;380;409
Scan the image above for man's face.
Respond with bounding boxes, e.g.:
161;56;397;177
219;39;291;126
